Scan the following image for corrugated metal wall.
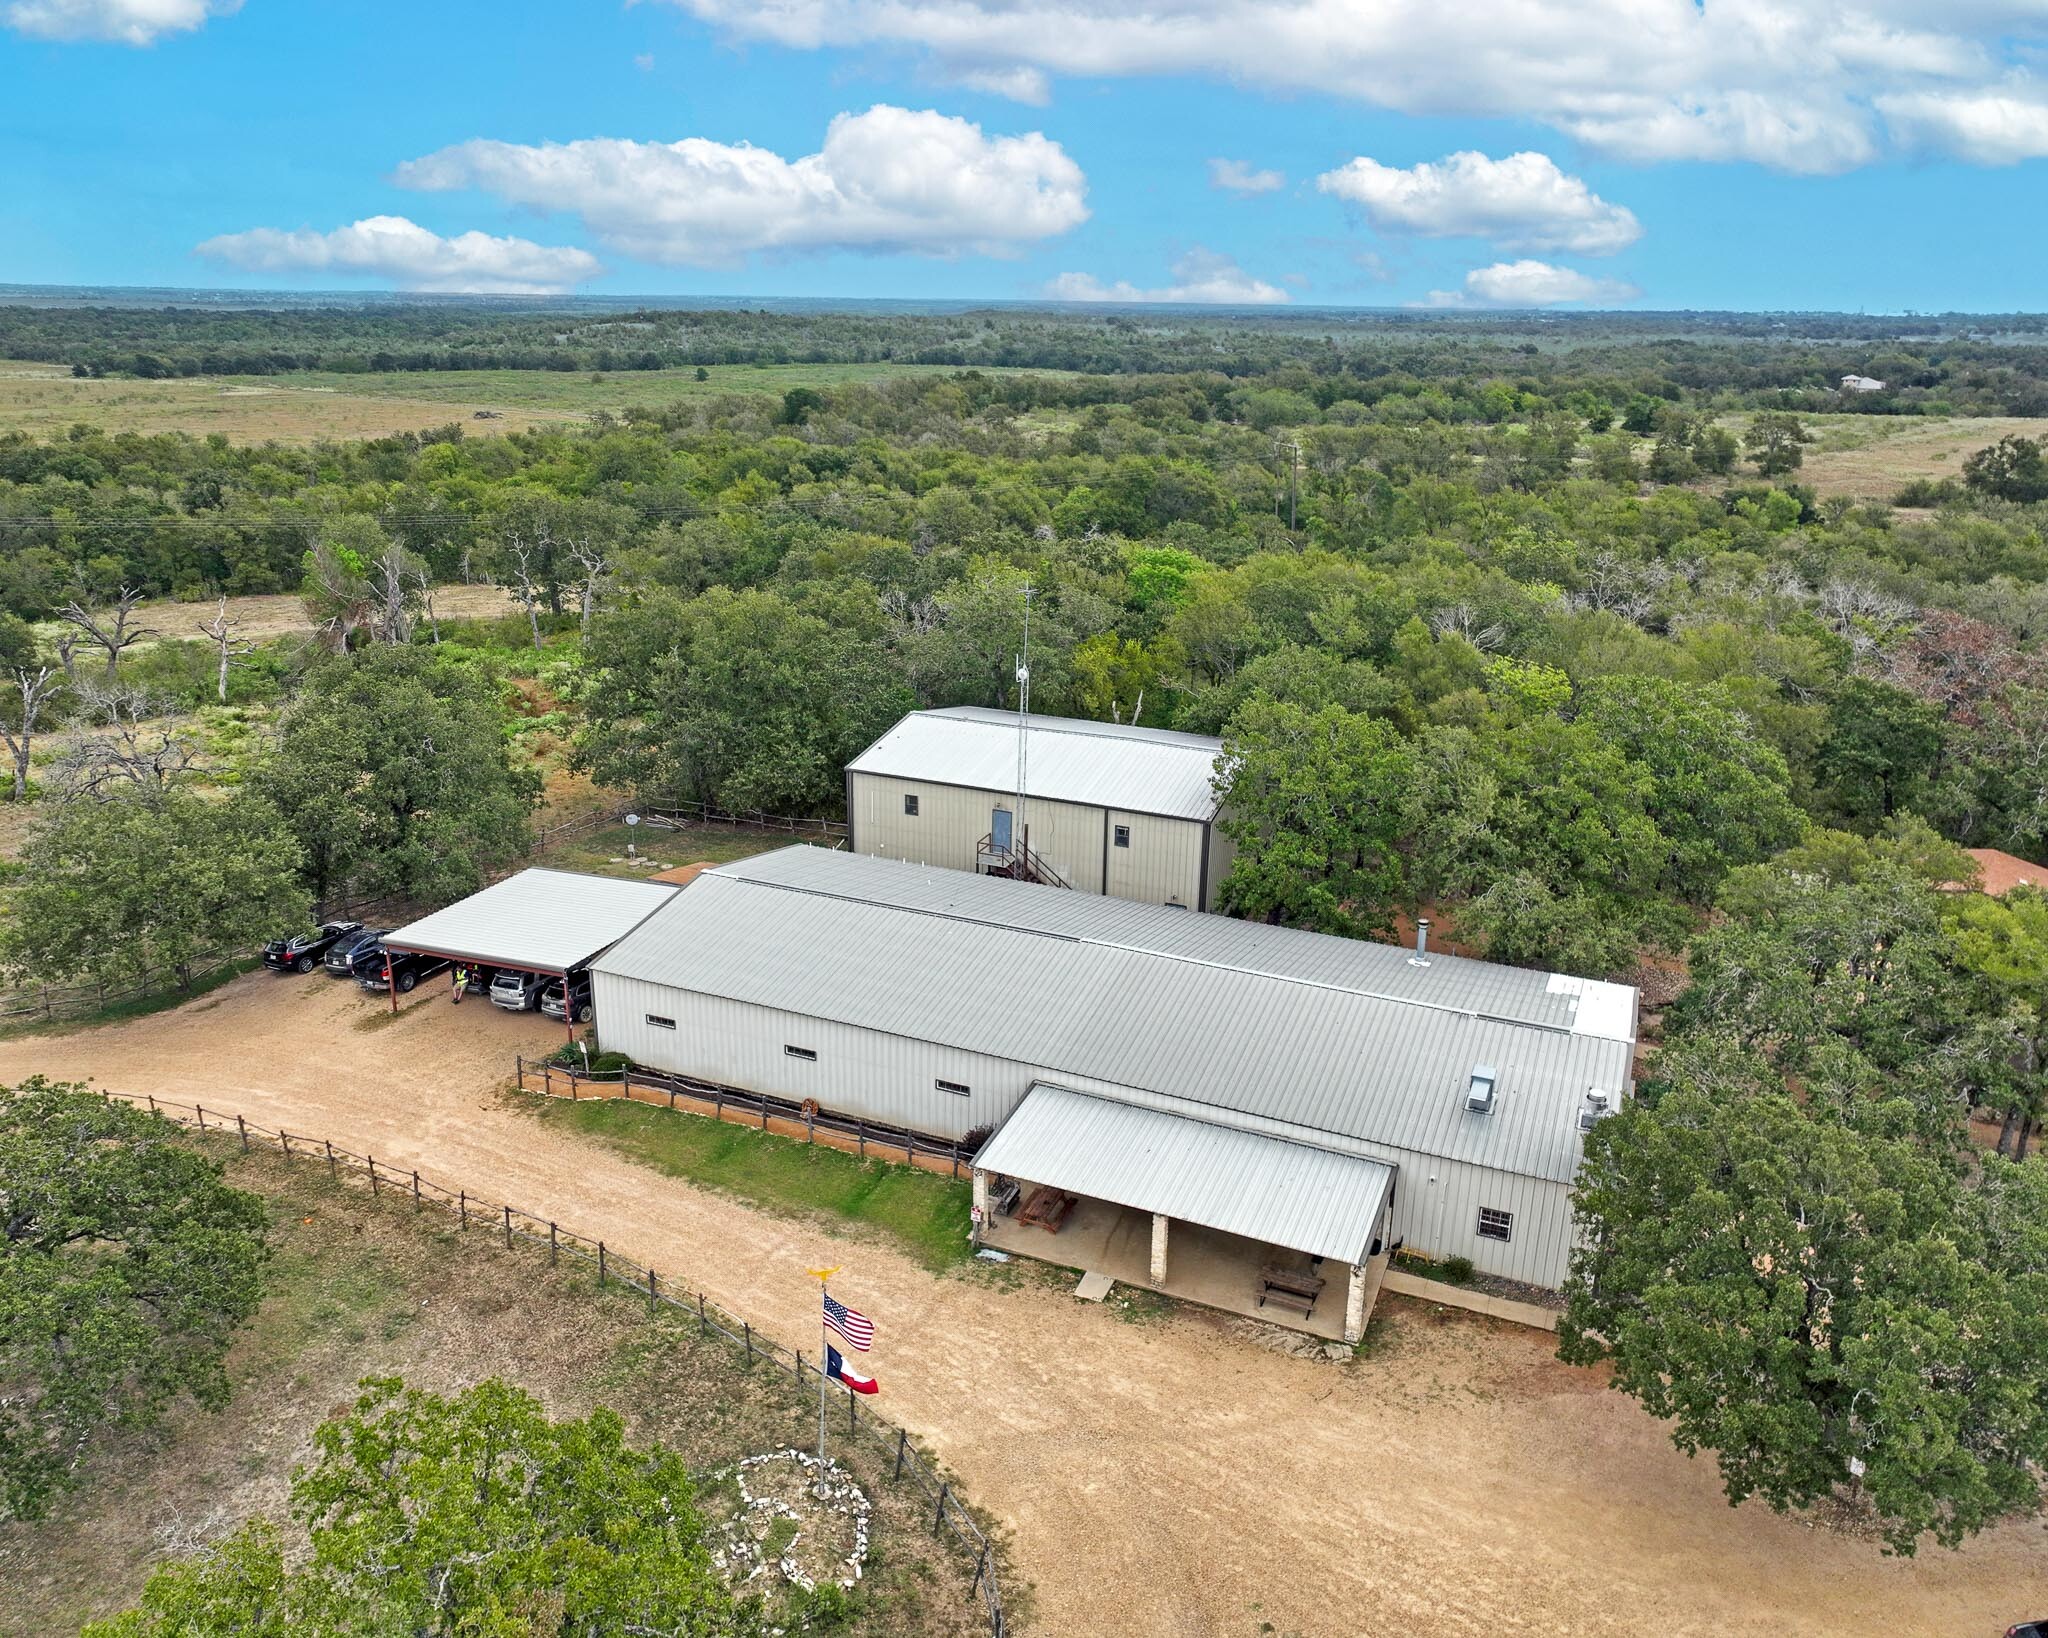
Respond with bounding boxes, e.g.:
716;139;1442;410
593;975;1580;1286
1202;821;1238;913
849;771;1208;908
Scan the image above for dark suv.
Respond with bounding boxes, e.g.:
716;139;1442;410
264;921;362;974
356;945;451;995
322;925;386;976
539;974;593;1024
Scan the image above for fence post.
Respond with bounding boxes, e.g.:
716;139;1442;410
934;1483;950;1535
894;1426;908;1480
549;1222;558;1265
325;1140;337;1180
368;1158;379;1196
598;1243;607;1288
974;1544;990;1594
503;1205;513;1250
280;1129;291;1158
237;1113;250;1152
850;1384;857;1436
195;1105;206;1132
647;1268;657;1314
459;1190;468;1230
743;1321;753;1362
147;1094;157;1115
858;1121;866;1159
412;1170;421;1210
697;1293;708;1337
760;1097;768;1132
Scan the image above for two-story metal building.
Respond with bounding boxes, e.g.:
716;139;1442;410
844;707;1235;911
590;847;1639;1330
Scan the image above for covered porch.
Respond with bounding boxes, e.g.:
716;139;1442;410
972;1083;1396;1344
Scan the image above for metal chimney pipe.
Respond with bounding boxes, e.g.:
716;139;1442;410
1409;917;1431;968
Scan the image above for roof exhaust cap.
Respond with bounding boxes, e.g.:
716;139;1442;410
1408;917;1432;968
1465;1064;1498;1115
1578;1087;1614;1133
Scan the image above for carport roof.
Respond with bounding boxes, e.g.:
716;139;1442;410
385;869;679;975
975;1083;1396;1266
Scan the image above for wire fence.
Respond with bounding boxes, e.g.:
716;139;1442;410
641;800;848;842
102;1087;1007;1638
517;1057;981;1180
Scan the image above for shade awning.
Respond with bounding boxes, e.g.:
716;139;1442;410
384;869;679;975
976;1083;1395;1265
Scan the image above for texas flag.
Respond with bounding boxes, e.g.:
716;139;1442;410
827;1344;879;1395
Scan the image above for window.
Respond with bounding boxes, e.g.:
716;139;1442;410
1477;1207;1513;1242
903;793;920;816
1113;824;1131;848
646;1014;676;1030
785;1045;818;1062
936;1078;971;1097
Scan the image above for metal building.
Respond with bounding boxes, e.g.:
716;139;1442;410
844;707;1235;910
590;848;1639;1332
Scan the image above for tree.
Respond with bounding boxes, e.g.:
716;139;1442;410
0;1080;268;1522
1961;433;2048;504
84;1378;749;1637
47;682;199;803
58;585;154;683
4;790;306;990
1214;700;1415;938
578;586;912;815
1743;412;1812;478
1561;1085;2048;1553
255;646;540;904
198;595;256;704
300;516;415;650
1814;677;1945;825
0;659;62;802
1947;885;2048;1159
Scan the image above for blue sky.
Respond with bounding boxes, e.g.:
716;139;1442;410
6;0;2048;311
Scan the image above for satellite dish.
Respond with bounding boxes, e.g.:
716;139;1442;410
624;813;641;826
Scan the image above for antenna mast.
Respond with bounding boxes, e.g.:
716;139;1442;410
1015;581;1032;866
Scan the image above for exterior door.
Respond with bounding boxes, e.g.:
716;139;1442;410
990;806;1013;853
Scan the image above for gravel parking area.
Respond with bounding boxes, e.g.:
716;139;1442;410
6;973;2045;1637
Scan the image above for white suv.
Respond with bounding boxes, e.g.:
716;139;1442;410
489;970;542;1012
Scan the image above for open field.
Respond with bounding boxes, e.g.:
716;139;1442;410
0;360;1060;443
4;974;2043;1636
1775;413;2048;500
114;584;521;644
0;1140;983;1638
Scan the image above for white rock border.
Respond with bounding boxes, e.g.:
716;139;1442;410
711;1449;872;1595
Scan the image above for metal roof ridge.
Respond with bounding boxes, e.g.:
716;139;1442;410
1025;1079;1400;1170
925;707;1223;751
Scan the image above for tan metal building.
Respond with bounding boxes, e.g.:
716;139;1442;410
844;707;1235;911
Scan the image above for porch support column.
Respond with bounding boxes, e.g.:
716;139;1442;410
1149;1212;1169;1286
971;1170;989;1248
1343;1261;1368;1346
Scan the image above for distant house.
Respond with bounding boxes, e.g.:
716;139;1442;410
1840;373;1888;393
1962;848;2047;896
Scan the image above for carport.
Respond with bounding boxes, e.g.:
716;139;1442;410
972;1083;1397;1343
381;869;681;1039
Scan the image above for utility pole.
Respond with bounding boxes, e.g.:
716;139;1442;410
1014;581;1032;869
1278;439;1301;531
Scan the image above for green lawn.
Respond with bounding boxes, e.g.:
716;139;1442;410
534;1097;974;1272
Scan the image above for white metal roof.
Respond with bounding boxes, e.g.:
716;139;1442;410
976;1083;1395;1264
846;707;1224;822
386;869;680;974
594;849;1639;1183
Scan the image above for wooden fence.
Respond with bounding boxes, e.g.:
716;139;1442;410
642;800;848;842
101;1088;1007;1638
517;1058;979;1181
0;950;249;1025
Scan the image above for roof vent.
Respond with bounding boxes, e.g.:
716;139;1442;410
1408;917;1432;968
1465;1064;1498;1115
1578;1088;1614;1133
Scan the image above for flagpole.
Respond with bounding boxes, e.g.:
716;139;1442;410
806;1265;841;1499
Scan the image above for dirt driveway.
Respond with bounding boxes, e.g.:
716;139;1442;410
10;974;2046;1637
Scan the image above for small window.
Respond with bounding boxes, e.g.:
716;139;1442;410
1113;824;1131;848
903;794;920;816
785;1045;818;1062
1477;1207;1513;1242
646;1014;676;1030
936;1078;971;1097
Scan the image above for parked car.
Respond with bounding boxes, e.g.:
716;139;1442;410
322;925;386;976
264;921;362;974
489;969;544;1012
2006;1623;2048;1637
539;974;593;1025
357;946;450;995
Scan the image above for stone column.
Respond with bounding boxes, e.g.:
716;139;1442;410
971;1169;989;1248
1150;1212;1169;1286
1343;1260;1369;1345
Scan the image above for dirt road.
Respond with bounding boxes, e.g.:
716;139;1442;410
11;975;2045;1637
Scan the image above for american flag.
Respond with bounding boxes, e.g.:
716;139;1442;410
823;1293;874;1352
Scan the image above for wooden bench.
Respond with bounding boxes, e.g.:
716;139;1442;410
1258;1264;1325;1315
992;1178;1022;1217
1016;1185;1077;1233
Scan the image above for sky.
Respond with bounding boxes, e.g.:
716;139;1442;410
5;0;2048;312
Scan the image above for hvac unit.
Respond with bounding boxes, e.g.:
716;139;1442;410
1578;1088;1614;1132
1465;1065;1498;1115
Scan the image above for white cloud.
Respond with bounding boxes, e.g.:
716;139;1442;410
1422;258;1640;307
1875;83;2048;164
660;0;2048;172
954;64;1051;103
394;105;1087;267
1045;248;1289;304
5;0;234;43
1209;157;1285;194
195;215;603;295
1317;150;1639;255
